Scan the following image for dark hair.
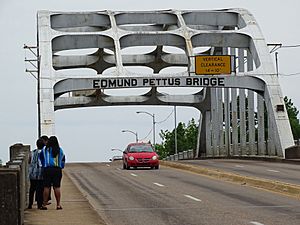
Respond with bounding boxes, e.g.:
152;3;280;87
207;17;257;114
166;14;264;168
36;138;45;149
40;135;49;144
47;136;60;157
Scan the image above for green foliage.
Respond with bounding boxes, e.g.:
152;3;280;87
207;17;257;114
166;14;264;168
284;96;300;140
156;118;198;158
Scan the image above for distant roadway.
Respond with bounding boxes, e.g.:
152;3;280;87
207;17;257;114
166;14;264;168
174;159;300;185
65;161;300;225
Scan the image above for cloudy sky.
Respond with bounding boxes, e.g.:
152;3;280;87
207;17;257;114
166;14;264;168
0;0;299;163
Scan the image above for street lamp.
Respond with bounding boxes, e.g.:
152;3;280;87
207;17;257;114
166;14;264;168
121;130;138;142
136;111;156;146
174;105;178;154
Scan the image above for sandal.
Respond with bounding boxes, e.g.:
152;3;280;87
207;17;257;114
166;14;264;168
56;206;63;210
39;205;47;210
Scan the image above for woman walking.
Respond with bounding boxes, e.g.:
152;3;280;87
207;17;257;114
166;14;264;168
40;136;66;210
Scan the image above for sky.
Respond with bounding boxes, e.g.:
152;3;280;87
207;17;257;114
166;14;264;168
0;0;299;163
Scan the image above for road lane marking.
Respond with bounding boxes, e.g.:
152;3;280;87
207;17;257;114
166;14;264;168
235;165;244;168
153;182;165;187
116;168;121;171
267;169;280;173
250;221;265;225
184;194;202;202
106;164;110;167
130;173;138;177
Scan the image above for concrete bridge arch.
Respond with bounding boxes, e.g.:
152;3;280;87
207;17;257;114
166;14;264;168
37;9;294;158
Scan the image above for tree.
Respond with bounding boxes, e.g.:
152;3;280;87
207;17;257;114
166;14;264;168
156;119;198;158
284;96;300;140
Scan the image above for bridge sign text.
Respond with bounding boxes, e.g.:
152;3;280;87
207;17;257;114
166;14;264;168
195;55;232;75
92;77;225;89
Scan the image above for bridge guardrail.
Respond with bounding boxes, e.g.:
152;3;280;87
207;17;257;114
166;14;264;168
164;149;194;161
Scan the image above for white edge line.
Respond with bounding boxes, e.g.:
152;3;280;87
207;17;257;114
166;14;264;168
130;173;138;177
184;194;202;202
250;221;265;225
153;182;165;187
267;169;280;173
235;165;244;168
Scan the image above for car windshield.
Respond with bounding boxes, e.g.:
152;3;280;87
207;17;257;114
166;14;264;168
129;145;154;153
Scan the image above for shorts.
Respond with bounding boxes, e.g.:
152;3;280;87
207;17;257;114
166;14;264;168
43;167;62;188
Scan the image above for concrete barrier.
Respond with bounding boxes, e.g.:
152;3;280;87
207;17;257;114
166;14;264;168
0;169;20;225
285;145;300;159
0;143;30;225
178;152;183;160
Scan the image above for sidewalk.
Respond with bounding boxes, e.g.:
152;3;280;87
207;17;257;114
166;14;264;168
24;171;105;225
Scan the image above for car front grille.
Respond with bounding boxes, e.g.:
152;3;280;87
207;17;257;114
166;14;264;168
137;158;151;163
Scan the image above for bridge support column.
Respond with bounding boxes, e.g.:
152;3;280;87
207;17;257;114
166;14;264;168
37;11;55;137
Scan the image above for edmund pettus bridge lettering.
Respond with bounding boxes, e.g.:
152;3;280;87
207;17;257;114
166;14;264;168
92;77;225;89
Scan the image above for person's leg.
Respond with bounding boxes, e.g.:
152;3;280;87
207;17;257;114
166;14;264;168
42;187;50;207
53;167;63;209
36;180;44;208
53;187;61;208
28;180;35;208
41;168;50;209
48;187;52;202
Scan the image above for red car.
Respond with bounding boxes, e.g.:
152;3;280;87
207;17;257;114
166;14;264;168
123;143;159;169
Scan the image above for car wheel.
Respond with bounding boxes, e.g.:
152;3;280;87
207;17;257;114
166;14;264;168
123;163;126;169
155;165;159;170
126;164;130;170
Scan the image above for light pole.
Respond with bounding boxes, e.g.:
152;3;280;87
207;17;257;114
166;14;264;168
136;111;156;146
121;130;138;142
174;105;178;154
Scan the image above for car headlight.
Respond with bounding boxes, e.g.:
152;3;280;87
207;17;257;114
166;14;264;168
129;156;135;161
152;155;157;160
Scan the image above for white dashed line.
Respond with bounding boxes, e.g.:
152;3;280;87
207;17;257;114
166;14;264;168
116;168;121;171
267;169;280;173
184;194;202;202
153;182;165;187
235;165;244;168
130;173;138;177
250;221;265;225
106;164;110;167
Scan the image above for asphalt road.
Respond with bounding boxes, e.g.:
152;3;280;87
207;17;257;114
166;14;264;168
65;162;300;225
175;159;300;185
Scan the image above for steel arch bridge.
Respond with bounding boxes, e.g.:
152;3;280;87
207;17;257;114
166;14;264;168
37;9;294;158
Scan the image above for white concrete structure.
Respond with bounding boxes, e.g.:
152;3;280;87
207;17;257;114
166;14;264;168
37;9;294;158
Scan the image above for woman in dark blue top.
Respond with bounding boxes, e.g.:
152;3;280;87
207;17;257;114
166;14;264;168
40;136;65;210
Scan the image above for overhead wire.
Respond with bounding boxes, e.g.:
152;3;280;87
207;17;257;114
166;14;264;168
139;107;175;141
279;72;300;77
139;128;153;142
281;44;300;48
156;108;174;124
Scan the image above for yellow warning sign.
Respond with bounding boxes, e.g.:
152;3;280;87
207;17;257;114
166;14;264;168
195;55;232;75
